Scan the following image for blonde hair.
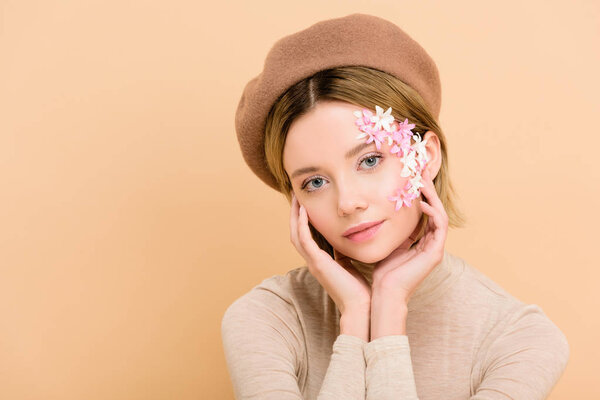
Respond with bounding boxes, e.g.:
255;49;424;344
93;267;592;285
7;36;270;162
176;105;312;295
264;66;467;257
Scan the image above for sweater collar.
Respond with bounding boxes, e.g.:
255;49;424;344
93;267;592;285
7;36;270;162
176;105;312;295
349;248;463;311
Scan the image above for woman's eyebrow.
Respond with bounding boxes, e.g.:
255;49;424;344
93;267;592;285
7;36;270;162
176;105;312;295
290;141;373;179
345;141;373;159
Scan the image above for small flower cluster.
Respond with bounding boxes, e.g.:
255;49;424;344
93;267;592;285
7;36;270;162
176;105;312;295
353;105;429;210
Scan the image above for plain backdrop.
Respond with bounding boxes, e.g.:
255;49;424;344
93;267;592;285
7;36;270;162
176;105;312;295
1;0;598;399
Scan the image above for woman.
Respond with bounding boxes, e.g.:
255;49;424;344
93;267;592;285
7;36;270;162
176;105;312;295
222;13;569;399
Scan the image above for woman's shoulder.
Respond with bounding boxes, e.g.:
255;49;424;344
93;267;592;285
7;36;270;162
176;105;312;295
447;252;569;358
220;268;314;378
221;265;327;328
449;252;533;310
232;265;323;303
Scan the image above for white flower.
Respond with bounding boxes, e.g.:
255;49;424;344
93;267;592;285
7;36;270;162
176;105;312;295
412;134;429;167
371;105;395;132
400;149;418;177
385;134;394;146
356;131;368;140
407;173;424;194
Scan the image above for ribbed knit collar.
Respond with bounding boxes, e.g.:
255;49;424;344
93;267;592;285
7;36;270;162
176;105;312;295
349;248;463;311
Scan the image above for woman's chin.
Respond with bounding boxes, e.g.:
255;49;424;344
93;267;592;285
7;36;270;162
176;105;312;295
339;245;389;265
351;255;380;265
338;236;407;265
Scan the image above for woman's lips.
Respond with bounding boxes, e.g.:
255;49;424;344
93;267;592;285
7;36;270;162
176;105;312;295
345;220;384;243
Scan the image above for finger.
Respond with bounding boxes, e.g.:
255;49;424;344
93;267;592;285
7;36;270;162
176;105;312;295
419;199;437;222
291;197;312;262
419;171;441;207
421;200;443;236
420;171;448;224
419;170;439;202
419;214;434;244
297;204;322;263
289;195;299;247
418;201;440;239
419;199;447;254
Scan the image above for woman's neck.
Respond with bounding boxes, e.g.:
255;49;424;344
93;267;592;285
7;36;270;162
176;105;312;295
348;248;460;311
349;259;376;286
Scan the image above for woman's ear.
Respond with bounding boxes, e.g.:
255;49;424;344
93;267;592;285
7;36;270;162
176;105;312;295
421;131;442;179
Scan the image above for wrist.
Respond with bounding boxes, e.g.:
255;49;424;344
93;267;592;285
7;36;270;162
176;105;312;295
370;290;408;340
372;280;410;304
340;308;370;342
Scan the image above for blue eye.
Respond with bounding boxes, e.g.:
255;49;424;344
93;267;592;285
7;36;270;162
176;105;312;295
360;155;381;168
301;153;384;193
305;177;325;190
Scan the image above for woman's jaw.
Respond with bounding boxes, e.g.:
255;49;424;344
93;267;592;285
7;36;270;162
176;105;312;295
328;206;424;265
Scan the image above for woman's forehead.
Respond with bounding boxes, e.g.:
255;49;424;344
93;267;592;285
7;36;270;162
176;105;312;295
286;102;364;153
283;102;375;175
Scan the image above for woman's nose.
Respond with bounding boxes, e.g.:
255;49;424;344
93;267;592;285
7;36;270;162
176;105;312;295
337;187;368;217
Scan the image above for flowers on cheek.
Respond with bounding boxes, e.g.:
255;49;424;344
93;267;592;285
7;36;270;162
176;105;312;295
388;181;416;210
354;105;430;210
399;149;417;178
370;105;395;132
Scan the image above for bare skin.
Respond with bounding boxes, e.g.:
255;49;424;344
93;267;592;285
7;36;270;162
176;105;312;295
289;168;448;341
284;100;448;342
370;168;449;340
290;193;372;340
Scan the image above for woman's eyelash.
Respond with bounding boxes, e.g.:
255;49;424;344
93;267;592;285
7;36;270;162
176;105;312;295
300;152;384;192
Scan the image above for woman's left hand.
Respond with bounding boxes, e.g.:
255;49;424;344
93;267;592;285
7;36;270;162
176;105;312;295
371;168;449;304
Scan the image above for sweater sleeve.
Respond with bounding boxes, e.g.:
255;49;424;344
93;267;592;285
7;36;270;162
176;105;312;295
221;287;367;399
364;335;419;400
470;304;570;399
362;305;569;400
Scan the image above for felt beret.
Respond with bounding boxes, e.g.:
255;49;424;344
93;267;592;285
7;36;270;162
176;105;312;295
234;13;441;192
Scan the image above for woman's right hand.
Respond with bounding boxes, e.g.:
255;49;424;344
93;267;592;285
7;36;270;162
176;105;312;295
290;194;372;316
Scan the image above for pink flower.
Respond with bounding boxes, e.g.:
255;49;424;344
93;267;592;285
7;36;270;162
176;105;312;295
356;125;389;150
387;181;419;210
353;109;374;131
389;133;412;158
390;143;403;156
397;118;416;136
389;125;413;155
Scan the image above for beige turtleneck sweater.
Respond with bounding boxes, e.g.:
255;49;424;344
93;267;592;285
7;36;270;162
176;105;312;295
221;249;569;399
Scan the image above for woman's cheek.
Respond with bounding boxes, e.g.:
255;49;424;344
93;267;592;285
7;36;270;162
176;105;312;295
306;208;329;234
382;165;409;203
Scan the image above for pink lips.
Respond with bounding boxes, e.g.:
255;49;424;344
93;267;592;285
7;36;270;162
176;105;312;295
344;220;385;243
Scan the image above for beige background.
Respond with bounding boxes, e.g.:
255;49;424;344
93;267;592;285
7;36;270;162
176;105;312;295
1;0;598;399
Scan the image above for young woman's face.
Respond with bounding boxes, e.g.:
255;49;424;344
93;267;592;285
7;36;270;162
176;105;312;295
283;100;435;264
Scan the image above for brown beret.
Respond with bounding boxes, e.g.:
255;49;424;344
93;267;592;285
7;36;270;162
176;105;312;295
235;13;441;192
